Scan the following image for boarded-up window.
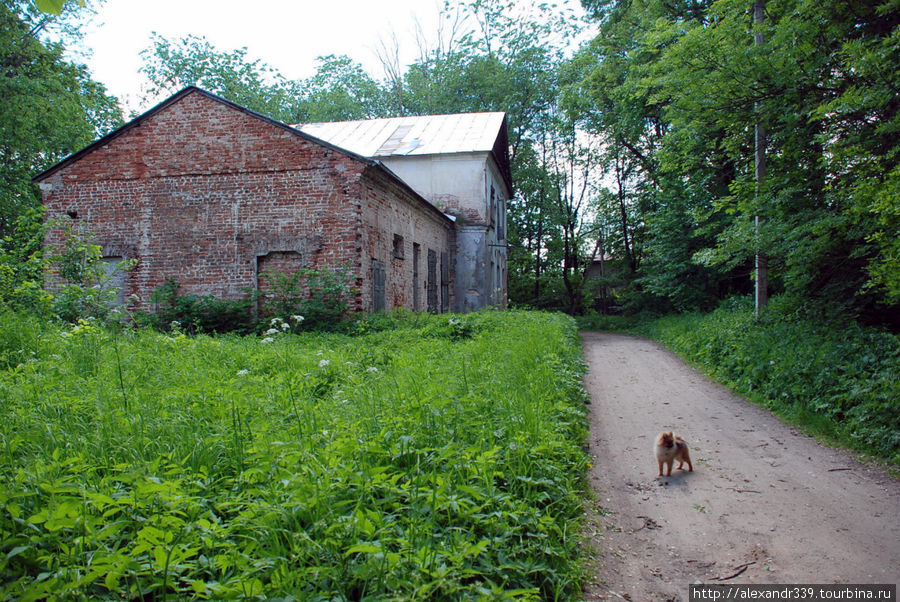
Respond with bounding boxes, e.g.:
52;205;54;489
490;185;505;241
412;243;420;311
393;234;404;259
372;260;386;312
440;251;449;313
427;249;438;313
102;256;126;307
257;251;303;295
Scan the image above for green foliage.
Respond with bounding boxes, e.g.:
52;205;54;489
0;310;589;599
48;226;135;323
573;0;900;320
138;267;358;335
140;35;390;124
298;55;389;122
0;0;121;234
139;33;302;122
141;278;255;335
257;266;358;332
0;207;52;313
632;296;900;464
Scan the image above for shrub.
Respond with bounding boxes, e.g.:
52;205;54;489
0;208;53;314
256;265;358;331
139;278;255;334
47;225;135;323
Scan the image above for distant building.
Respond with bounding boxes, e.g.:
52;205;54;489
34;87;511;313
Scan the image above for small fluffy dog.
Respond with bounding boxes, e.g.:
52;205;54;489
655;431;693;476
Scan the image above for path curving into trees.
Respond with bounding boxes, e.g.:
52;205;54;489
580;332;900;600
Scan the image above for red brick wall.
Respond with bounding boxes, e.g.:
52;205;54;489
358;167;453;312
40;89;453;315
41;90;367;311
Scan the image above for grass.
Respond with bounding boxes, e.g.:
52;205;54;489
0;309;589;600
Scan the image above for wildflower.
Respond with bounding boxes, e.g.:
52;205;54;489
265;328;280;335
261;337;274;344
270;317;282;326
366;366;378;373
291;315;304;322
319;359;330;367
236;369;250;376
280;321;290;331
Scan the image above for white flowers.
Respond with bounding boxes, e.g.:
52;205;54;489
319;359;331;368
262;315;301;341
366;366;379;373
261;337;274;344
236;369;250;376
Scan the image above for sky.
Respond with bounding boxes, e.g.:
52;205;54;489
76;0;446;112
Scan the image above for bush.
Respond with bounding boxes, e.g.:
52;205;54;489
0;208;53;314
139;278;255;334
139;266;359;335
257;265;357;331
47;225;135;323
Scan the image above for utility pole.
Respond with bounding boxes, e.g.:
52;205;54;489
754;0;768;315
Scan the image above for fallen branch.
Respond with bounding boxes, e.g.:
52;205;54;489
711;561;755;581
827;467;852;472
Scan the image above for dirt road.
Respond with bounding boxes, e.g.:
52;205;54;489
580;332;900;601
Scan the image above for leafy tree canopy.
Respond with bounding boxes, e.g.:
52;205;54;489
0;0;121;234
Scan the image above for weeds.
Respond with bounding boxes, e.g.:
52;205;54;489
0;310;589;599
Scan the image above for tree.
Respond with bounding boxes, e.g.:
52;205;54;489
139;33;301;122
0;0;121;235
140;35;393;125
574;0;900;320
296;55;390;122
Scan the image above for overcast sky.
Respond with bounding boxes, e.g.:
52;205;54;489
77;0;446;112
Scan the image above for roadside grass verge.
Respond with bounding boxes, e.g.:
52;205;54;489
0;309;589;600
602;298;900;466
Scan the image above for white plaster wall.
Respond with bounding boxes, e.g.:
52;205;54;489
380;153;489;222
380;151;510;311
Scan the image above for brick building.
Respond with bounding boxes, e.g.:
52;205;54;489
34;87;511;314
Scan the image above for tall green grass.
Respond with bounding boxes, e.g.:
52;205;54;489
0;309;588;600
628;297;900;465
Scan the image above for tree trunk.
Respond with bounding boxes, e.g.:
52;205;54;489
615;149;636;273
754;0;768;314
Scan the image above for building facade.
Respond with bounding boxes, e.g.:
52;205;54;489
35;87;510;314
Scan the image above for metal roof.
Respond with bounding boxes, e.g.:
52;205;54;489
296;112;507;158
